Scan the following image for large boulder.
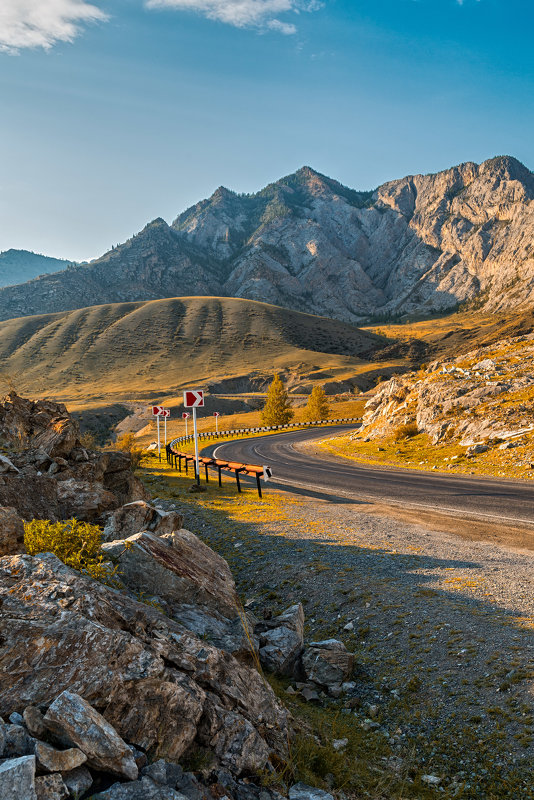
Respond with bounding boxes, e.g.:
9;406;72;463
101;529;254;659
101;529;239;619
257;604;304;676
0;553;288;775
102;501;184;543
0;507;25;556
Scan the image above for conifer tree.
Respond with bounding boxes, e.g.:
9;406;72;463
303;385;330;422
261;374;294;426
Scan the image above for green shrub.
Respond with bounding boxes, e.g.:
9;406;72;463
393;421;419;441
115;432;143;469
24;518;118;585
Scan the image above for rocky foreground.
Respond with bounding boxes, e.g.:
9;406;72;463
0;394;357;800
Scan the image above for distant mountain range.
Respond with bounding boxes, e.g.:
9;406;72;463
0;155;532;323
0;249;74;289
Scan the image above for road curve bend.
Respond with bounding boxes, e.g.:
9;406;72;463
203;426;534;526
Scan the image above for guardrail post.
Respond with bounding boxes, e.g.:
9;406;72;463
235;470;242;493
218;465;222;487
256;473;262;499
204;462;209;483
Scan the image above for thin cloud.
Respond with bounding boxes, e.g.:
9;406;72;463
145;0;320;34
0;0;108;53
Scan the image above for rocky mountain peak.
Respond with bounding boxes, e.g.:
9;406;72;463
0;156;531;324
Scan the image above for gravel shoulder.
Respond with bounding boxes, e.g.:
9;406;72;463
142;457;534;799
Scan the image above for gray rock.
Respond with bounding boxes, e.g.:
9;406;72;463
289;783;334;800
258;604;304;676
8;712;24;725
0;506;25;557
0;755;37;800
44;691;138;780
92;776;188;799
35;773;69;800
23;706;47;739
0;454;19;474
4;723;35;756
302;640;354;688
102;501;184;543
35;740;87;773
142;758;184;787
60;765;93;799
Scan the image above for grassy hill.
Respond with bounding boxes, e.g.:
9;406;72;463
0;296;391;404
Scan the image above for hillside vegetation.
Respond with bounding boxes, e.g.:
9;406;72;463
0;296;388;403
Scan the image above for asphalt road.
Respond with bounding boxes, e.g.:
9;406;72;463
205;425;534;526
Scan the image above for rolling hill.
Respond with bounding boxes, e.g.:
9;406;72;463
0;296;391;403
0;156;532;324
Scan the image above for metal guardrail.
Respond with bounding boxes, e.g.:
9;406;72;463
166;445;271;498
166;418;359;498
169;417;360;449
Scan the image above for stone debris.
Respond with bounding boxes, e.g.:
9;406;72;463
35;772;69;800
0;754;37;800
257;603;305;676
288;783;334;800
301;639;354;689
0;506;25;556
44;691;139;780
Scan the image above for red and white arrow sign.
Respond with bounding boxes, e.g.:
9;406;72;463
161;409;171;417
213;411;220;417
184;390;204;408
182;412;190;419
152;406;165;416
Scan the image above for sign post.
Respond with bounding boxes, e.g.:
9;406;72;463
152;406;170;460
183;391;205;485
214;411;220;434
182;411;190;436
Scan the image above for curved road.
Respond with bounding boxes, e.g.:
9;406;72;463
204;425;534;526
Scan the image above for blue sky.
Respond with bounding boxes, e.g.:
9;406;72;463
1;0;532;262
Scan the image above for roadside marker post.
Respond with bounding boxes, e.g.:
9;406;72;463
214;411;220;434
152;406;170;460
182;411;190;436
183;391;205;485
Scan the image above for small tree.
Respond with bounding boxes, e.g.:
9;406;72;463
303;385;330;422
261;374;294;426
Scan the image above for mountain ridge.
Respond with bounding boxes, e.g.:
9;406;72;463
0;249;74;289
0;155;531;323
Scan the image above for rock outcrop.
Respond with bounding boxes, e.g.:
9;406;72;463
0;393;148;521
361;332;534;452
0;553;288;775
0;507;25;556
0;156;531;324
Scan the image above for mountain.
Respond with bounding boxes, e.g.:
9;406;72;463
0;156;532;323
0;296;387;401
0;249;73;288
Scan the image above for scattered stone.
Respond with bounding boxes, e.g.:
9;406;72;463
0;755;37;800
342;621;354;631
368;704;379;719
141;758;184;786
258;603;305;676
332;738;348;751
302;640;354;688
289;782;334;800
422;774;441;786
300;688;320;702
61;765;93;799
23;706;47;739
0;454;19;474
43;691;138;780
9;711;24;725
92;776;189;798
35;740;87;773
35;773;69;800
4;723;35;756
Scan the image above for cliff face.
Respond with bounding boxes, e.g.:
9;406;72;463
0;156;532;323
